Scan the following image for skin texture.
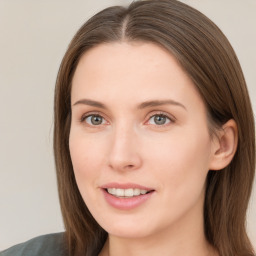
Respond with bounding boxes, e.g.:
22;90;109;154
69;42;237;256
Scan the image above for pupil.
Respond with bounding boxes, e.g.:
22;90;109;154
154;115;166;125
92;115;102;125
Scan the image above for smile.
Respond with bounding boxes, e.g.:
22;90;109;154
106;188;150;198
101;183;155;210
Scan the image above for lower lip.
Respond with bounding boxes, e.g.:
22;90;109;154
102;189;154;210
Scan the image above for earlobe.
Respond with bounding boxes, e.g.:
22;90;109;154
209;119;238;171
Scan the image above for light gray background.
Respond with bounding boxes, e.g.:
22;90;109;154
0;0;255;250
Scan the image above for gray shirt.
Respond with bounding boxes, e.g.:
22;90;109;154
0;233;67;256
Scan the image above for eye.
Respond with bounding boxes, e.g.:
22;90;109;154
83;114;107;126
148;114;172;126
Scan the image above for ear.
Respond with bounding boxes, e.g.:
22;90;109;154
209;119;238;171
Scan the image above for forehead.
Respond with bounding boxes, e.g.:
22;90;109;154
71;42;202;108
73;41;184;83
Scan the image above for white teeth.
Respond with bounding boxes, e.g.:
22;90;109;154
140;189;147;195
106;188;150;197
133;188;140;196
124;188;133;197
116;188;124;197
108;188;116;195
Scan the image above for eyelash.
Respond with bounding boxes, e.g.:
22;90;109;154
80;111;175;127
80;112;108;128
146;112;175;127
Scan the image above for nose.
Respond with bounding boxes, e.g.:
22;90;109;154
107;124;142;172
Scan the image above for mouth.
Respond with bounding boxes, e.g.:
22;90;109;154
101;183;155;210
104;188;154;198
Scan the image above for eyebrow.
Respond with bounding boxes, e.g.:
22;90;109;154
72;98;187;111
138;99;187;110
73;99;106;108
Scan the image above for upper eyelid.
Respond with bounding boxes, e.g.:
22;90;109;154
81;111;108;121
79;110;176;124
146;111;176;122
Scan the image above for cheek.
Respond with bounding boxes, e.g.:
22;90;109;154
148;127;212;193
69;132;106;187
142;130;211;226
69;134;107;218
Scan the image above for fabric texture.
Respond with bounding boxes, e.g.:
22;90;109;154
0;233;67;256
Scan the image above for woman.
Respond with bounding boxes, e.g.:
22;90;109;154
1;0;255;255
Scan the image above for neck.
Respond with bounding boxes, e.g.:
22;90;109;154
102;233;216;256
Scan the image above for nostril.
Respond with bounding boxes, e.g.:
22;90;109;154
124;164;137;170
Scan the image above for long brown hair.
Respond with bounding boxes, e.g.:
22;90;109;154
54;0;255;255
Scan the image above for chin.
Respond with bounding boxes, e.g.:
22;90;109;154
107;225;152;239
98;215;158;239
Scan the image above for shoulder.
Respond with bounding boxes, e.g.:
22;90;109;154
0;232;67;256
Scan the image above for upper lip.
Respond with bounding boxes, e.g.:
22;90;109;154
101;182;154;191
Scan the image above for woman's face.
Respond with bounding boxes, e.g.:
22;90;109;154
69;42;216;239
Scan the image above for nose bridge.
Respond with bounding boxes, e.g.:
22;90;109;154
108;120;141;171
